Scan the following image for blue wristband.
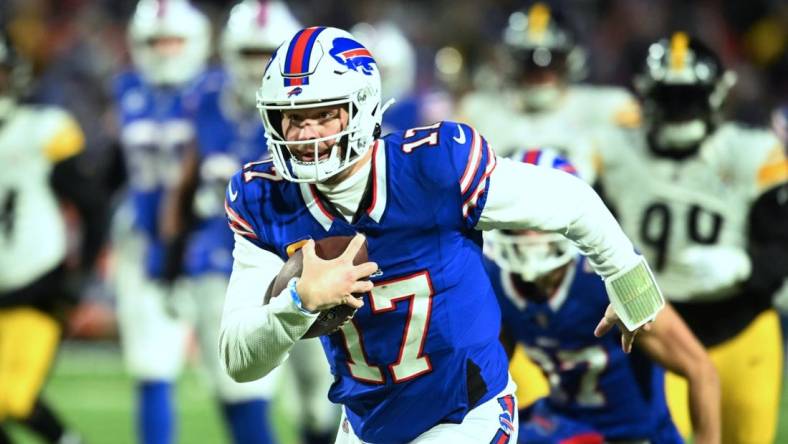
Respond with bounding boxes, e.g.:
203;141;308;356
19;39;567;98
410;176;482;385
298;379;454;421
288;278;316;315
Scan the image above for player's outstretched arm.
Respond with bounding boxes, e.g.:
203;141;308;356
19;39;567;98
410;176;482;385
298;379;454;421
636;304;721;444
476;157;664;342
219;235;318;382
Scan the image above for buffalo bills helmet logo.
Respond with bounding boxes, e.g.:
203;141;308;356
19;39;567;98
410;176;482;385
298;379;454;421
329;37;376;75
287;86;303;97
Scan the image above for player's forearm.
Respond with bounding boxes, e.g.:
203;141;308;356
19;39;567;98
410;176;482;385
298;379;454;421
219;289;317;382
686;360;722;444
219;235;318;382
477;158;639;278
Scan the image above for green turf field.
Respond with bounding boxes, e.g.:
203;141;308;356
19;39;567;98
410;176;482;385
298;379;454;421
8;341;788;443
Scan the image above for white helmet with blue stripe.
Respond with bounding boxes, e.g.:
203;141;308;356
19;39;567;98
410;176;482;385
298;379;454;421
127;0;211;86
257;26;384;183
486;148;579;281
222;0;301;108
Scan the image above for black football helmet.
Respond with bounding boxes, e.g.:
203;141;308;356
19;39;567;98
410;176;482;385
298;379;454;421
502;2;587;111
634;32;736;157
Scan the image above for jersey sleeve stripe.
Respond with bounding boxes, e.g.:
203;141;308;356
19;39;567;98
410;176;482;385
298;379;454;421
459;127;483;194
462;140;497;218
756;147;788;191
224;199;258;239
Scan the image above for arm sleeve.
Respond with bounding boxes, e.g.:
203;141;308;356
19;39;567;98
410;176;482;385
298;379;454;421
476;158;640;279
219;234;319;382
746;186;788;299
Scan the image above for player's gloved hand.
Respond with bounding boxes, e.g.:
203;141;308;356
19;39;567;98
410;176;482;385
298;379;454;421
594;304;652;353
296;234;378;313
673;245;751;298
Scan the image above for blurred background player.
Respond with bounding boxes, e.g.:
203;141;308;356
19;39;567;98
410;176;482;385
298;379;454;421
160;1;338;443
599;33;788;444
110;1;211;443
0;30;105;444
458;2;639;183
460;2;641;412
484;149;720;444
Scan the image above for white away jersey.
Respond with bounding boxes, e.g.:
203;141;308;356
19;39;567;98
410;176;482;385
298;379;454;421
0;105;84;291
600;122;787;301
459;84;640;184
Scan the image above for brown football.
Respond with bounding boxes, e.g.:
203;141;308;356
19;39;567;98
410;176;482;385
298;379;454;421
264;236;369;338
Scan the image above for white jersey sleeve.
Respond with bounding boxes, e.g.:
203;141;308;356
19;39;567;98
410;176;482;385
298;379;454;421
219;234;319;382
477;157;639;277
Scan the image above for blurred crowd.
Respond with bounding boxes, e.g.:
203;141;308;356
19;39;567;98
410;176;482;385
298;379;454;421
1;0;787;189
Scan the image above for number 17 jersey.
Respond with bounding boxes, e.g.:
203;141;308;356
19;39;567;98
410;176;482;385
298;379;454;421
225;122;509;443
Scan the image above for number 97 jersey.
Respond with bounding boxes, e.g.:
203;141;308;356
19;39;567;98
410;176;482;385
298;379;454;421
225;122;509;443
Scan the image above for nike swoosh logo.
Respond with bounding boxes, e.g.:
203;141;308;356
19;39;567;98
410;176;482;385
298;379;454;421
370;269;384;278
228;182;238;202
453;124;466;144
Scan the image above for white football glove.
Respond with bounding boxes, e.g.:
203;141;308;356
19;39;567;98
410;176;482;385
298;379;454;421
673;245;752;300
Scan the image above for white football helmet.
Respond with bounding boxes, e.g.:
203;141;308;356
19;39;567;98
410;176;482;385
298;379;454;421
127;0;211;86
257;26;383;183
222;0;301;109
351;22;416;102
485;149;579;281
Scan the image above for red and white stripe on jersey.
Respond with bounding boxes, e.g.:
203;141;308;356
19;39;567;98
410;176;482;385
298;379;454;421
298;183;334;231
225;198;258;239
461;128;497;219
367;140;387;223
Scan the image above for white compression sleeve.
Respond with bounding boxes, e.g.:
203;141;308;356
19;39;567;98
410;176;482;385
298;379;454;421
219;234;318;382
477;157;639;277
477;158;664;329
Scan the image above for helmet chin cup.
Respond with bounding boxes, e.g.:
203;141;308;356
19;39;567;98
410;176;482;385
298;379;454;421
654;119;707;150
517;84;562;111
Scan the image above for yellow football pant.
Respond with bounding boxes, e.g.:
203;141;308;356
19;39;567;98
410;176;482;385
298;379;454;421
0;307;61;420
666;309;782;444
510;344;550;409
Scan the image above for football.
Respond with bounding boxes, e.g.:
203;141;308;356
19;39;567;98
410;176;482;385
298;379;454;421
264;236;369;338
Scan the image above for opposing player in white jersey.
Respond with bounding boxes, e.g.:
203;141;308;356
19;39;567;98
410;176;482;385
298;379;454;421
162;1;338;443
110;1;212;443
599;33;788;444
0;31;104;444
458;3;639;184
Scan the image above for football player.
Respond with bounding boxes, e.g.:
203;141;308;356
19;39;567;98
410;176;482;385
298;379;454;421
486;149;720;444
458;2;640;183
219;26;665;444
599;33;788;444
0;30;104;444
160;1;337;443
110;1;210;443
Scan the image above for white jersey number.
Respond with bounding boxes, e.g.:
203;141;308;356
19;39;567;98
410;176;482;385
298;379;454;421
338;271;435;384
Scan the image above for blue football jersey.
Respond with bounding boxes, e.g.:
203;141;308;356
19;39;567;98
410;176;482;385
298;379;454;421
484;257;683;443
225;121;508;443
183;70;269;277
113;70;202;277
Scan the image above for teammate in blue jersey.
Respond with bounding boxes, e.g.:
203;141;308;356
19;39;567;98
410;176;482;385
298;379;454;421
111;1;210;443
484;149;720;444
219;26;666;444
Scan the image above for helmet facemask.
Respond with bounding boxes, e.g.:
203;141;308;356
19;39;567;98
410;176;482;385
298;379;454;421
259;89;380;183
486;230;577;282
227;48;274;110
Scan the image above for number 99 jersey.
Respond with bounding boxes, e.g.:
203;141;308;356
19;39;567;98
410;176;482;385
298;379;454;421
225;122;509;443
0;105;84;292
